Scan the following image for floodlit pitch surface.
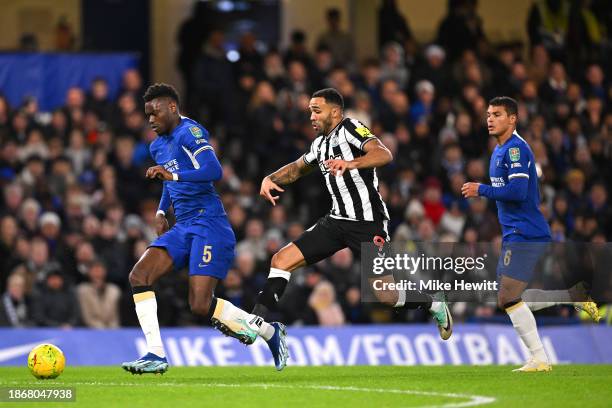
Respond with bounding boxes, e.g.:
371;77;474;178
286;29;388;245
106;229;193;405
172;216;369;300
0;365;611;407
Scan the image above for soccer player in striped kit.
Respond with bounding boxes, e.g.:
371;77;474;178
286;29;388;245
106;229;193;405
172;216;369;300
253;88;453;340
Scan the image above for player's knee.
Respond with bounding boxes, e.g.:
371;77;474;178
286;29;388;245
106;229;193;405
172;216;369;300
270;251;295;271
128;267;147;287
270;252;285;269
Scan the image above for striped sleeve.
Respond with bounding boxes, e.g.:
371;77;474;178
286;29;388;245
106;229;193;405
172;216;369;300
344;118;377;151
303;136;321;165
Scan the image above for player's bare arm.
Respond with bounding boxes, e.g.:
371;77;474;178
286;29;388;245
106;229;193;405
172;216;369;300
260;157;314;206
325;138;393;177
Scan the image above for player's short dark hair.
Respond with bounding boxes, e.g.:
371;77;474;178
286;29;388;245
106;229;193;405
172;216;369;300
143;83;180;106
489;96;518;117
312;88;344;110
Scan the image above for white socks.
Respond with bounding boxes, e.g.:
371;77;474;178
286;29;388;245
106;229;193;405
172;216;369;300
134;291;166;358
522;289;577;311
506;301;548;362
214;298;275;341
269;268;291;280
393;289;406;307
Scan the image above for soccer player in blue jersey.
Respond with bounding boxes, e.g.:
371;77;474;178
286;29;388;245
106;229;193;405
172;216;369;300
462;97;599;372
121;84;288;374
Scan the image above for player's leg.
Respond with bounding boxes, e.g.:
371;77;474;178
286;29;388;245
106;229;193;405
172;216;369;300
122;247;176;374
191;275;288;370
251;215;345;319
498;275;551;371
188;222;289;370
188;275;268;343
346;220;452;339
522;285;600;321
497;240;551;371
122;224;190;374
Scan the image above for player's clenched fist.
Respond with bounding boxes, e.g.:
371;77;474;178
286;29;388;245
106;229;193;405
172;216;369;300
260;176;285;206
146;165;173;181
461;182;481;198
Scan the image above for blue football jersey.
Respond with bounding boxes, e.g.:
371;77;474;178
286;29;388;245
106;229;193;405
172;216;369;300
149;117;225;222
488;133;551;239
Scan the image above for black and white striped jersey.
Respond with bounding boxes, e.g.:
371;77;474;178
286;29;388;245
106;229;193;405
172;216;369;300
302;117;390;222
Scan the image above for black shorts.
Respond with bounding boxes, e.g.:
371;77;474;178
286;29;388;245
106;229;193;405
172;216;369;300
294;215;389;266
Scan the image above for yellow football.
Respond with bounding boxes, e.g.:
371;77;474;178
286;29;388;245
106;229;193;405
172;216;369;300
27;344;65;379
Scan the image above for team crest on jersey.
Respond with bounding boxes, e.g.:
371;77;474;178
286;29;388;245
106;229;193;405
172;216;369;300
331;135;340;147
355;126;373;138
190;126;203;138
509;147;520;162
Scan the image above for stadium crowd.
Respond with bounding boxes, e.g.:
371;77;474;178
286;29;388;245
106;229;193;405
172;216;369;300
0;0;611;328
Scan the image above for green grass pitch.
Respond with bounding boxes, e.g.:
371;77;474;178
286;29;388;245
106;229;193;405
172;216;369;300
1;365;611;407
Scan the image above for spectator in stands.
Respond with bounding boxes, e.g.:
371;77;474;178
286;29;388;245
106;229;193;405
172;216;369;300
379;42;410;89
378;0;413;49
283;30;313;70
437;0;486;61
307;280;345;326
316;8;354;68
0;273;31;326
86;77;114;123
193;29;234;128
31;269;80;328
77;260;120;328
527;0;570;57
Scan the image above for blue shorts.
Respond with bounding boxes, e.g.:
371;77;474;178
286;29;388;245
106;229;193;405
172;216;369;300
496;234;551;282
149;215;236;279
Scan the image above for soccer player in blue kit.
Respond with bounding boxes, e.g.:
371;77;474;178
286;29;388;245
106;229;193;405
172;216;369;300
122;84;288;374
462;97;599;372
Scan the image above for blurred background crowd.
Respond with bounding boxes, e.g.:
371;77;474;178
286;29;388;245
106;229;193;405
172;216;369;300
0;0;611;329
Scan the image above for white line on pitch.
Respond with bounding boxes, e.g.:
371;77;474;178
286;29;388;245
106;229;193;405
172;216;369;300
3;381;496;407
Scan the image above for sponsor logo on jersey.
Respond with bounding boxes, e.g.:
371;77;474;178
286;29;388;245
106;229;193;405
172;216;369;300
355;126;373;138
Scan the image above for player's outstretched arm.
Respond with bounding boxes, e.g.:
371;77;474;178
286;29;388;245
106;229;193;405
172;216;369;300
325;138;392;177
260;157;314;206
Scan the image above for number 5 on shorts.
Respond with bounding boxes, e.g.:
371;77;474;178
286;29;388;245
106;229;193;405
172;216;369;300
202;245;212;264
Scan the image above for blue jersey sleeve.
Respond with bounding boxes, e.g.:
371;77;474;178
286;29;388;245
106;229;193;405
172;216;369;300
175;126;222;182
478;178;528;202
506;144;531;182
479;144;530;202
